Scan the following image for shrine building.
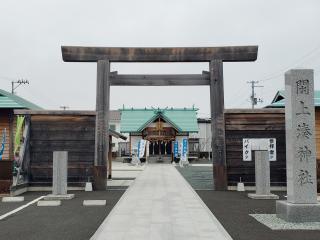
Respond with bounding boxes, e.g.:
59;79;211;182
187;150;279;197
120;108;198;161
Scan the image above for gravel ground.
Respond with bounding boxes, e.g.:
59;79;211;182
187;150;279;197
251;214;320;230
0;190;124;240
175;165;213;190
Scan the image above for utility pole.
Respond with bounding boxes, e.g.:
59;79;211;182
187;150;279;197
11;79;29;94
60;106;69;110
247;81;263;109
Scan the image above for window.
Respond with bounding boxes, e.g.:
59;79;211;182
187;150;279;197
110;124;116;131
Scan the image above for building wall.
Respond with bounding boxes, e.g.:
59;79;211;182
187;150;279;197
109;119;129;153
19;108;320;188
190;122;211;153
28;114;96;184
0;109;12;160
118;142;130;156
316;109;320;191
225;109;286;186
316;108;320;160
130;135;142;154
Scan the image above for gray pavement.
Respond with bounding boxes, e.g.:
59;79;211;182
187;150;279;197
0;192;44;215
91;164;232;240
197;190;320;240
0;191;124;240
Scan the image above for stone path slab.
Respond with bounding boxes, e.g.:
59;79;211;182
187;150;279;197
91;164;232;240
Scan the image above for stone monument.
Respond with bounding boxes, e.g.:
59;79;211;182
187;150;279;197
248;150;279;199
44;151;74;200
276;69;320;222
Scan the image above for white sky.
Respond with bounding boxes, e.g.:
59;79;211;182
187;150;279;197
0;0;319;117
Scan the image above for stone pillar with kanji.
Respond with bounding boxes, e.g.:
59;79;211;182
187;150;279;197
276;69;320;222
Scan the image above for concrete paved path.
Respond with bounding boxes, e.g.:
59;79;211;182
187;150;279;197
91;164;232;240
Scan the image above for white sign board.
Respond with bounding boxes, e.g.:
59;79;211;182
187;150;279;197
243;138;251;161
137;139;147;158
243;138;276;161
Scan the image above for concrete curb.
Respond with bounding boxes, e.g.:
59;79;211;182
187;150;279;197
2;196;25;202
44;194;75;200
37;200;61;206
83;200;106;206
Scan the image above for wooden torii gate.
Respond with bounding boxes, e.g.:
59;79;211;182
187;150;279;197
61;46;258;190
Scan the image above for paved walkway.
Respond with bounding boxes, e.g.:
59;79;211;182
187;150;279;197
91;164;232;240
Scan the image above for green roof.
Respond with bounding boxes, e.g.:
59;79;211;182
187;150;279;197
266;90;320;108
0;89;42;110
120;108;198;133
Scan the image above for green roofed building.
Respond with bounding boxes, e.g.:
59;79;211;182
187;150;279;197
0;89;42;160
266;90;320;108
120;108;198;162
266;90;320;162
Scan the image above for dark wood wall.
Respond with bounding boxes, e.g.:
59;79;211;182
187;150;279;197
316;109;320;191
29;115;95;185
316;109;320;160
26;109;318;188
225;109;286;186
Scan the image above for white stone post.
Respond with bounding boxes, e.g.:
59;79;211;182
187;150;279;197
248;151;279;199
276;69;320;222
43;151;74;200
53;151;68;195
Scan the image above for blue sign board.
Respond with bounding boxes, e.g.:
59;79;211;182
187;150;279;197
174;141;179;158
182;139;188;156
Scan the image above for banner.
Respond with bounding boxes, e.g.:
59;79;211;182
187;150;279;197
180;138;188;161
137;139;147;158
0;128;6;161
14;116;25;154
173;141;179;158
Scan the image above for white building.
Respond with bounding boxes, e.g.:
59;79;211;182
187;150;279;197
109;110;129;155
189;118;212;158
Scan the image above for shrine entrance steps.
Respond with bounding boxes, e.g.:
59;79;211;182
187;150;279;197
147;155;172;163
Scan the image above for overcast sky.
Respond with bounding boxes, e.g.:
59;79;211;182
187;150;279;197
0;0;319;117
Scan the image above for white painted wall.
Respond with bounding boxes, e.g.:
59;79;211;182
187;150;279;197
130;135;142;154
109;119;129;152
189;122;211;152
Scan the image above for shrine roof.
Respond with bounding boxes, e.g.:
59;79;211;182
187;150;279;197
266;90;320;108
0;89;42;110
120;108;198;133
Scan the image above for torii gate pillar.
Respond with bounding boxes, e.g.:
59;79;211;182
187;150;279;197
93;60;110;190
210;60;227;190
